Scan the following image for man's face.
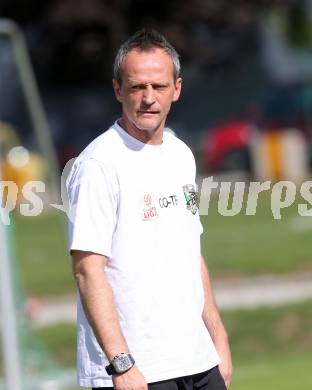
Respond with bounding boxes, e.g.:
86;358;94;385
113;48;182;134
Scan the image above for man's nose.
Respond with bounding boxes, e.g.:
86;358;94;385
142;85;155;105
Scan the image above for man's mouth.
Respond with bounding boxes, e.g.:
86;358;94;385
137;110;159;115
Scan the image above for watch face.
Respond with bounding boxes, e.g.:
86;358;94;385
114;355;132;373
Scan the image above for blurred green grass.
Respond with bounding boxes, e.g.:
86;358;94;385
13;211;74;297
231;352;312;390
13;191;312;297
226;299;312;389
201;192;312;276
223;300;312;362
35;300;312;389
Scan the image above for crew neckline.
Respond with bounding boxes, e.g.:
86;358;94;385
114;120;165;150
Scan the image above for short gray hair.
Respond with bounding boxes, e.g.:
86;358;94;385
113;28;180;84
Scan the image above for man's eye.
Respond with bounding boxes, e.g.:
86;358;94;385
131;85;143;90
154;85;167;90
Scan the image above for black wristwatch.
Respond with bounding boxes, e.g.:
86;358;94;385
105;353;135;375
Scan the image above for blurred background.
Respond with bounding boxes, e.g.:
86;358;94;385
0;0;312;389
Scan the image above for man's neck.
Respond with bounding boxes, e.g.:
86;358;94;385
118;117;163;145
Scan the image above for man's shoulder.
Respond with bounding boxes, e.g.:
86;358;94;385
66;125;121;186
78;125;121;163
164;130;195;161
66;126;119;191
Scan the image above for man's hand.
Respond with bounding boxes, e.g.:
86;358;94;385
112;365;148;390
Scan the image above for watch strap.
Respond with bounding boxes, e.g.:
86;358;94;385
105;362;116;375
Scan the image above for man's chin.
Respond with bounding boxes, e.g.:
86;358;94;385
133;121;160;133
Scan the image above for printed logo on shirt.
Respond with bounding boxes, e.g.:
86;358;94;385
144;193;153;206
158;195;178;208
183;184;198;215
141;194;159;221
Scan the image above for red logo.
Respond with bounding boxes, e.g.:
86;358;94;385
144;194;152;206
141;194;158;221
143;207;158;221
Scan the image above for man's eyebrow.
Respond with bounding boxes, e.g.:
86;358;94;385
127;80;169;86
152;82;170;86
127;79;142;85
127;81;145;86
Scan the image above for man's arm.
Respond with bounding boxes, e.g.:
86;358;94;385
200;255;232;388
72;250;147;390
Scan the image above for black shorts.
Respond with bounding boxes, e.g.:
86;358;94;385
92;366;227;389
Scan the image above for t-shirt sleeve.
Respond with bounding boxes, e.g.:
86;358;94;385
190;149;204;236
195;184;204;235
66;158;119;258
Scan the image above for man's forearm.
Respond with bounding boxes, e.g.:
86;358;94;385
200;256;232;387
72;251;148;389
200;256;228;343
73;251;129;360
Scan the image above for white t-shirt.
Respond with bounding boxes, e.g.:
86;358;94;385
67;121;220;388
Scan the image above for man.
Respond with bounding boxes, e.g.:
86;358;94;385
67;28;232;390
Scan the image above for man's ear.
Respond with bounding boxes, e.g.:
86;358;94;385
172;77;182;102
113;79;122;103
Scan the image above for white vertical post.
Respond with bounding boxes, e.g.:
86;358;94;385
0;163;23;389
0;19;61;204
